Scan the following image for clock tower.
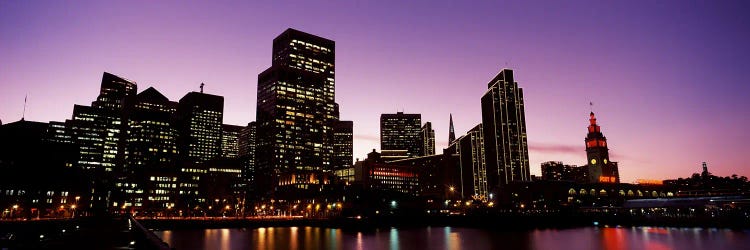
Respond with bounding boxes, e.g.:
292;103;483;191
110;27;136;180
585;112;619;183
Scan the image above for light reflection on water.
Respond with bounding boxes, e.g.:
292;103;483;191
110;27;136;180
153;226;750;250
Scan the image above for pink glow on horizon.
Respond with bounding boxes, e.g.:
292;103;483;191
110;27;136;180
1;1;749;182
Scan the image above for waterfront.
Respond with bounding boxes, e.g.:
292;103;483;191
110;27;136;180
155;226;750;250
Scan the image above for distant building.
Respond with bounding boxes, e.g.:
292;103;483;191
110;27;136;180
332;120;353;170
221;124;243;159
481;69;531;189
584;112;620;183
448;114;456;144
421;122;435;156
380;112;423;158
176;91;224;163
238;122;256;194
540;161;587;183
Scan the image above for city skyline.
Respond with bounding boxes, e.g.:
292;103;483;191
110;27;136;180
2;1;749;183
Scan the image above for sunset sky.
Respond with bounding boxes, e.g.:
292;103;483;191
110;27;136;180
2;1;748;182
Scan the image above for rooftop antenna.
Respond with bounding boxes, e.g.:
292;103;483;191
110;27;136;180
589;101;594;113
200;82;205;93
22;94;27;121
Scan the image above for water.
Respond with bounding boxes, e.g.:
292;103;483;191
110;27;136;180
154;226;750;250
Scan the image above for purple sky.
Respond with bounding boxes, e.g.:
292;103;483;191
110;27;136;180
2;1;749;182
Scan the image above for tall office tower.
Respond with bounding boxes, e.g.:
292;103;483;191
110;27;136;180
332;120;353;169
122;87;178;171
256;29;336;194
176;91;224;163
456;124;488;200
69;72;137;172
421;122;435;156
585;112;619;183
238;122;256;194
380;112;423;158
221;124;243;159
481;69;530;190
448;114;456;144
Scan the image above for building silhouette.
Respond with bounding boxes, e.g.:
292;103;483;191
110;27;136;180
255;29;337;194
332;120;353;170
541;161;587;183
380;112;423;158
481;69;531;190
221;124;243;159
176;91;224;163
455;124;489;200
448;114;456;144
585;112;620;183
421;122;435;156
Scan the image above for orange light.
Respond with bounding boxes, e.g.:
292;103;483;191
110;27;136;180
637;179;664;185
599;176;615;183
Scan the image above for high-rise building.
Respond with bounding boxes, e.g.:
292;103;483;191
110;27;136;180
221;124;243;159
456;124;488;200
176;91;224;163
332;120;353;170
238;122;256;195
585;112;619;183
122;87;178;171
380;112;422;158
255;29;336;194
481;69;531;190
448;114;456;144
421;122;435;156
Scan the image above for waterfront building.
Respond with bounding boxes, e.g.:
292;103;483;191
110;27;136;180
584;112;620;183
455;124;489;200
421;122;435;156
255;29;337;195
176;91;224;163
354;150;420;196
380;112;423;158
481;69;531;189
541;161;588;183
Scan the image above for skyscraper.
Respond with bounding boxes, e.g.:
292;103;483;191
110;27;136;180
421;122;435;156
221;124;243;159
122;87;178;171
380;112;423;158
456;124;488;200
448;114;456;144
481;69;530;190
239;122;256;194
176;91;224;163
585;112;619;183
255;29;336;194
332;120;353;170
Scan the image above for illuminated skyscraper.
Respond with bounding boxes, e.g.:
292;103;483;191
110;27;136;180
221;124;243;159
585;112;619;183
380;112;423;158
332;120;353;170
421;122;435;156
176;91;224;163
122;87;178;171
481;69;530;189
255;29;336;194
456;124;488;200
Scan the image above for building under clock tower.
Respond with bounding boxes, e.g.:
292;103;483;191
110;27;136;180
585;112;620;183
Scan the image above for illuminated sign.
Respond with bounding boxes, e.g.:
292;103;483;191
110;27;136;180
599;176;616;183
636;179;663;185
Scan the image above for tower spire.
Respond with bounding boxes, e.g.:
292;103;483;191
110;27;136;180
448;113;456;143
200;82;205;93
22;94;27;121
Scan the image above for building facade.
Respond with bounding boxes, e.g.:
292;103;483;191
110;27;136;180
480;69;531;190
380;112;423;158
176;92;224;163
421;122;435;156
332;120;353;170
585;112;620;183
256;29;337;195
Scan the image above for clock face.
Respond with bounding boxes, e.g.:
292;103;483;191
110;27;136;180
604;159;608;164
590;159;597;165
